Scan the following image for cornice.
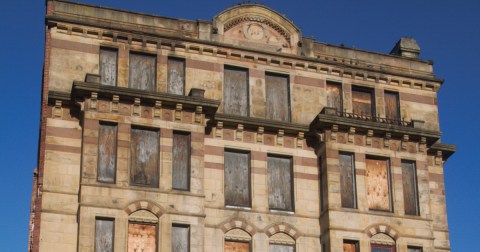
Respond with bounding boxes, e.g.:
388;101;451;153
213;113;309;135
428;143;456;161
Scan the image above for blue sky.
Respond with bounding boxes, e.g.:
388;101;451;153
0;0;478;251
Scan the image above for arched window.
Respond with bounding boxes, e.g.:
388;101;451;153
128;210;158;252
370;233;395;252
224;228;251;252
269;232;295;252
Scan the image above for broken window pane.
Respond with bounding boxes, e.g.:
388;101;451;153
130;128;159;187
223;67;248;116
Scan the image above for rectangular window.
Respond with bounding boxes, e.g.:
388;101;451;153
366;158;392;211
268;155;294;211
95;218;114;252
339;153;356;208
343;240;359;252
100;48;118;86
223;66;249;116
129;52;156;91
266;73;290;121
352;87;374;117
167;58;185;95
98;123;117;183
384;91;400;121
371;244;395;252
407;246;422;252
326;82;343;112
224;150;251;207
172;132;191;190
225;241;250;252
128;223;157;252
270;244;295;252
130;128;159;187
172;225;190;252
402;161;419;215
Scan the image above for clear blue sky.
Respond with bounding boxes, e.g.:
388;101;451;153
0;0;478;251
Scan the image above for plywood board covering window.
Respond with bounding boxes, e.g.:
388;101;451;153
98;123;117;183
168;58;185;95
366;158;391;211
224;150;251;207
223;67;249;116
172;132;190;190
268;155;293;211
128;223;157;252
100;48;118;86
172;225;189;252
225;241;250;252
270;244;295;252
343;240;359;252
95;219;114;252
384;92;400;121
130;128;159;187
371;244;395;252
339;153;356;208
402;161;419;215
407;246;422;252
326;82;343;112
129;52;156;91
352;87;374;117
266;73;290;121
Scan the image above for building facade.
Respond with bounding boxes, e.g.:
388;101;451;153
29;1;456;251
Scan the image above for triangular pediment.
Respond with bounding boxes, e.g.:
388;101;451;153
213;4;301;54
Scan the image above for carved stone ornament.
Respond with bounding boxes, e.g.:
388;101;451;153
225;228;251;241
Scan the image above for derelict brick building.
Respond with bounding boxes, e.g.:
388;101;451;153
29;1;456;251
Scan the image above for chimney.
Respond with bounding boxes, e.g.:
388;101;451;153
390;37;420;58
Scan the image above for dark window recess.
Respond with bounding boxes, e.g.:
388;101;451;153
172;225;190;252
343;240;359;252
270;244;295;252
225;241;250;252
407;246;422;252
384;92;400;121
129;53;156;91
371;244;395;252
128;223;157;252
268;155;293;211
224;150;251;207
98;123;117;183
130;128;159;187
172;132;190;190
402;161;419;215
326;82;343;112
352;87;374;117
168;58;185;95
223;67;249;116
339;153;356;208
95;218;114;252
266;73;290;121
366;158;392;211
100;48;118;86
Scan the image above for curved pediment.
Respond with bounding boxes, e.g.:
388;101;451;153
213;4;301;54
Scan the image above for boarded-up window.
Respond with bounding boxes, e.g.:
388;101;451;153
225;241;250;252
371;244;395;252
168;58;185;95
407;246;422;252
266;73;290;121
223;67;248;116
270;244;295;252
402;161;419;215
352;87;374;117
224;150;250;207
95;219;114;252
343;240;359;252
172;132;190;190
98;123;117;183
100;48;117;86
366;158;391;211
172;225;189;252
326;82;342;112
128;223;157;252
268;155;293;211
339;153;356;208
129;53;156;91
384;92;400;121
130;128;159;187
